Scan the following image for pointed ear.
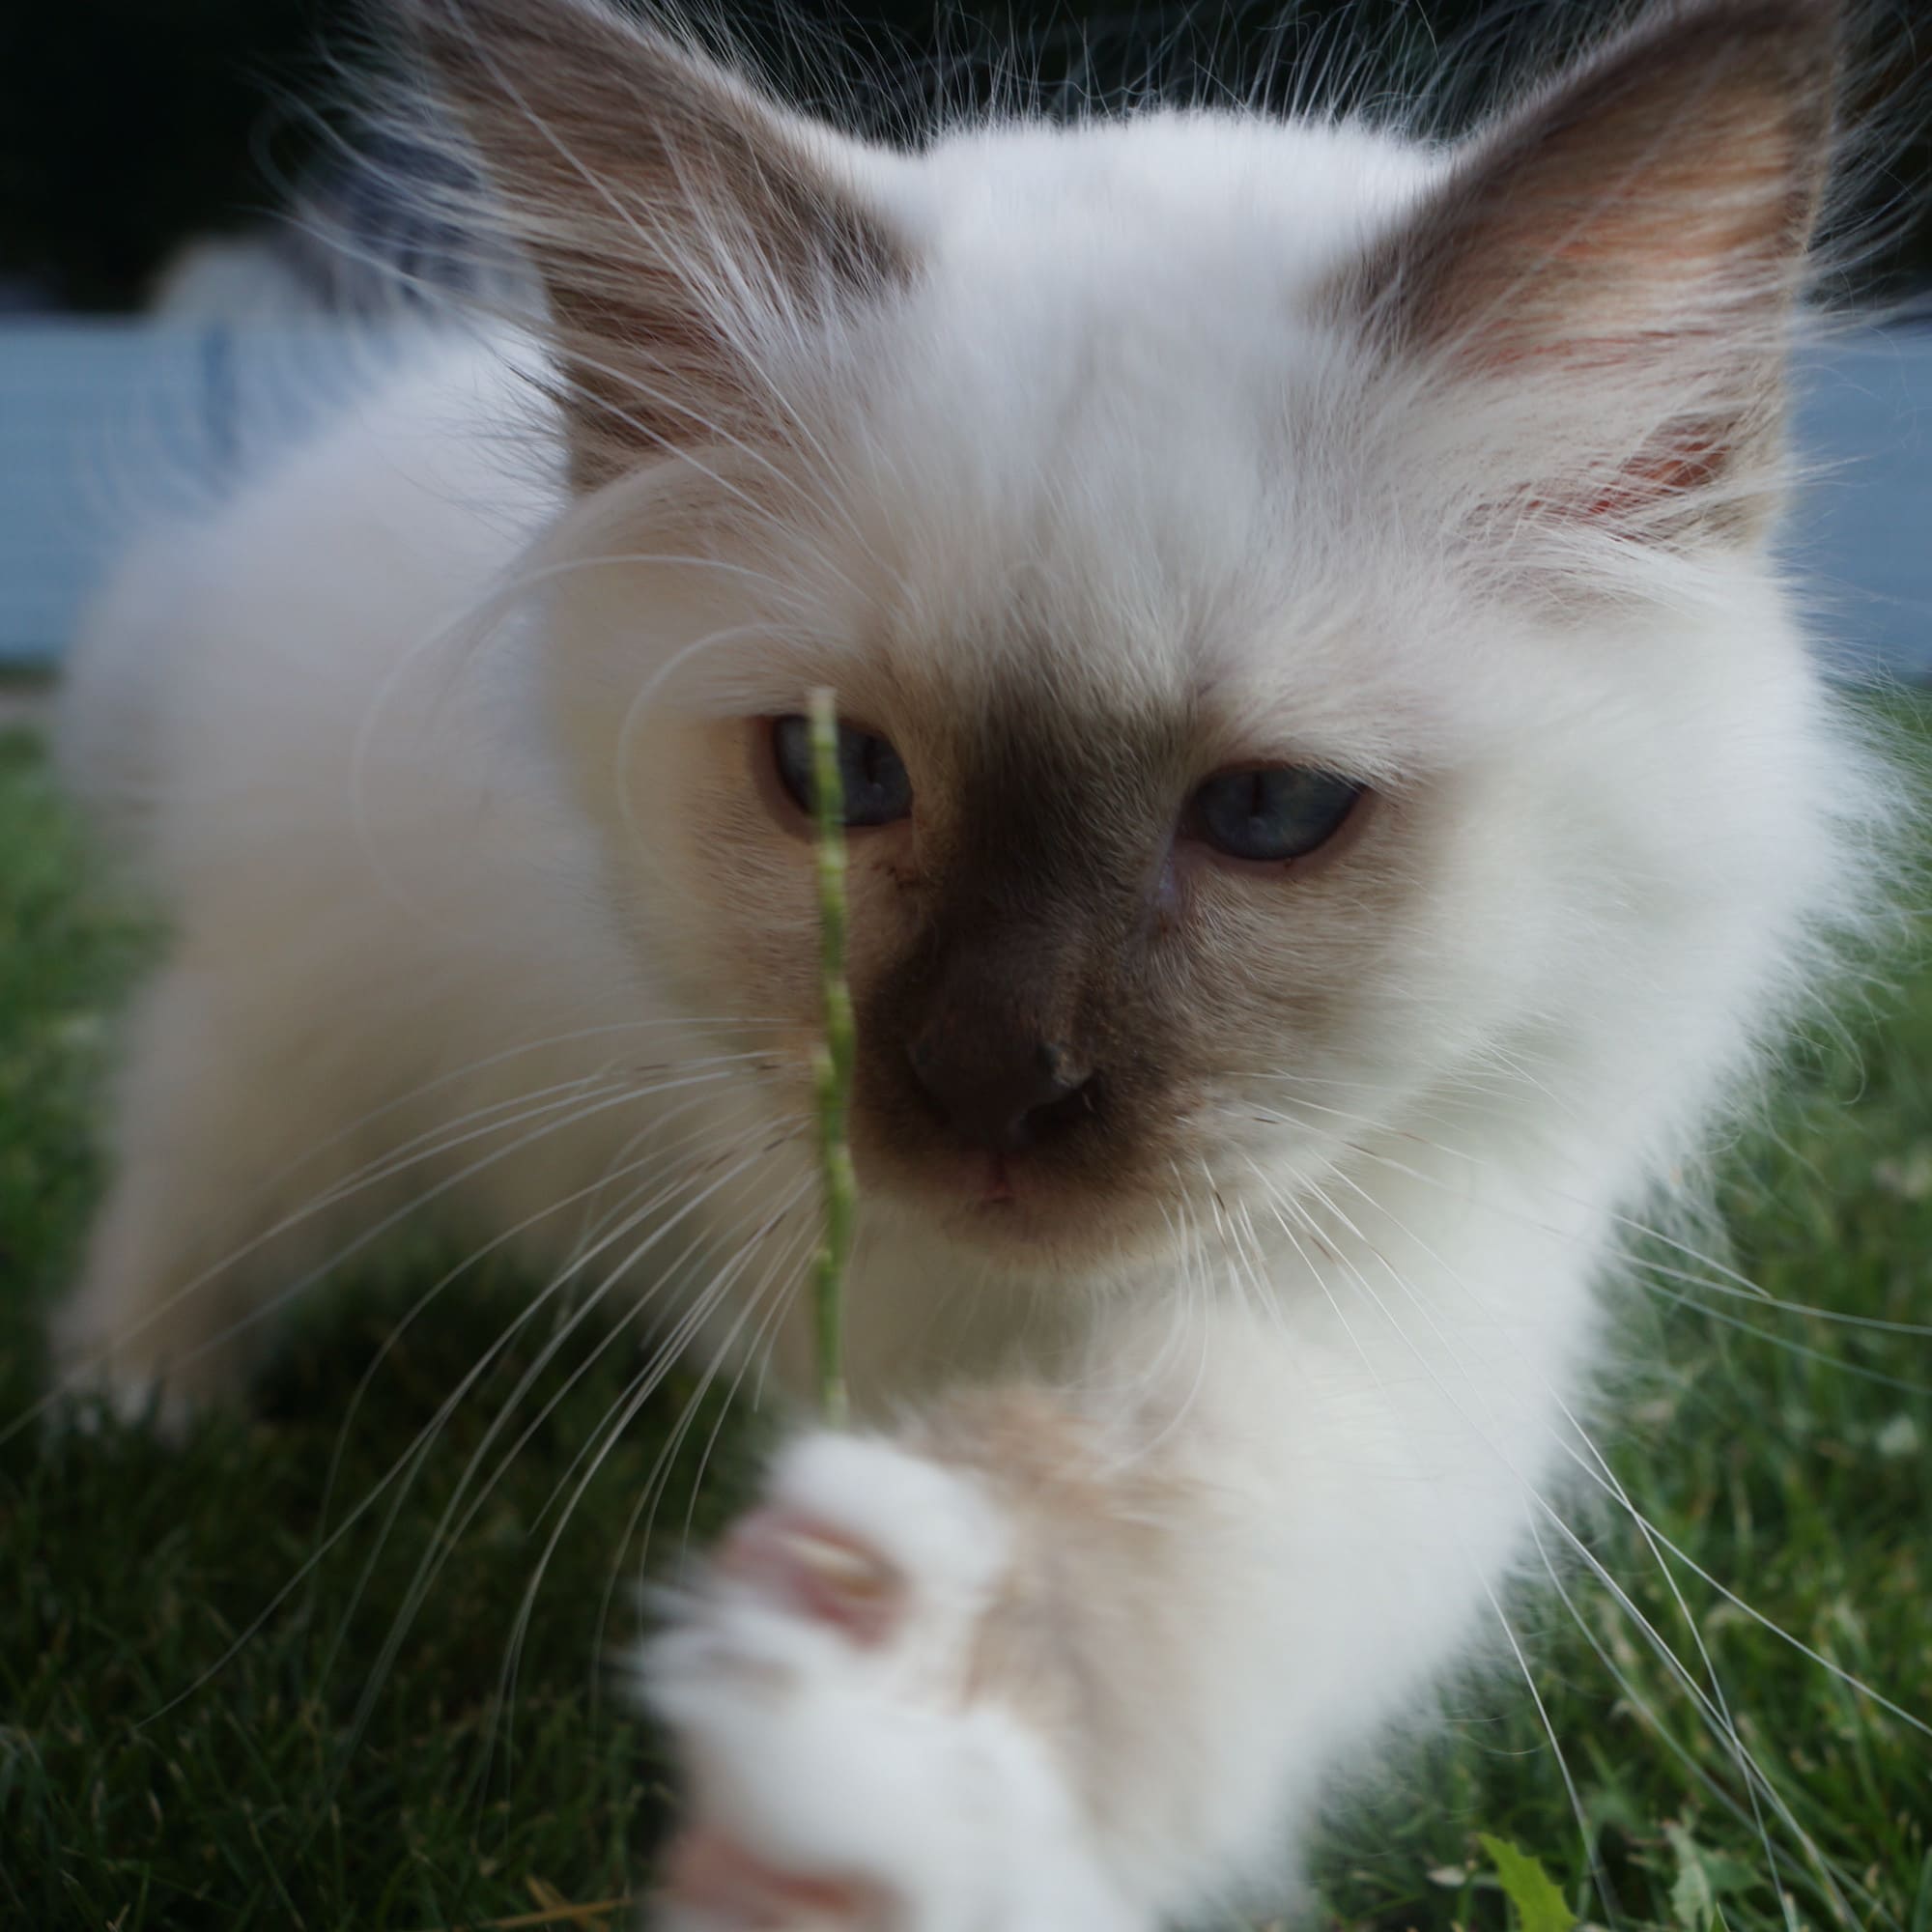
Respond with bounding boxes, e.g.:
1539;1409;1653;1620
1340;0;1842;545
403;0;911;487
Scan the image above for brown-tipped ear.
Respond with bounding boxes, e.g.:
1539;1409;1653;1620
402;0;910;487
1343;0;1842;542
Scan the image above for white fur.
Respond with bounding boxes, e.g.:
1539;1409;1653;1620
645;1441;1125;1932
54;12;1886;1924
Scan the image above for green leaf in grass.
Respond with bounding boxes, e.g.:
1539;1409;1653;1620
1478;1833;1577;1932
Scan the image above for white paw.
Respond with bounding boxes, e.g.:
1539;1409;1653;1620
48;1283;246;1442
642;1435;1140;1932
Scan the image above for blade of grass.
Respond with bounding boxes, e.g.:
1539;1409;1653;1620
808;689;855;1427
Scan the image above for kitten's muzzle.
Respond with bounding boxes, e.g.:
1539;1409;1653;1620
905;1023;1095;1155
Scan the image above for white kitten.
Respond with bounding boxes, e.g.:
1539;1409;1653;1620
54;0;1891;1924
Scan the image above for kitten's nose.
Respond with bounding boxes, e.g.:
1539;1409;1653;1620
905;1028;1094;1153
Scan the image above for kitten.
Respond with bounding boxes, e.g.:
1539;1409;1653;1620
53;0;1891;1924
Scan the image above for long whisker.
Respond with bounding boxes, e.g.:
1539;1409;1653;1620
477;1187;811;1791
327;1130;805;1771
20;1065;782;1442
1303;1158;1783;1918
1227;1081;1932;1342
297;1100;760;1638
1234;1151;1612;1920
1269;1157;1887;1920
496;1184;815;1765
201;1015;796;1205
304;1098;781;1668
590;1203;817;1726
1518;1516;1880;1923
1302;1207;1608;1910
136;1102;779;1734
304;1055;772;1214
471;1174;813;1802
671;1218;813;1558
1332;1135;1932;1798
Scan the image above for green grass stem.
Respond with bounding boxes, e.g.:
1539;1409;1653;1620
807;689;856;1428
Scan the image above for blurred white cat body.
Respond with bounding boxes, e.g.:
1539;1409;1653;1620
55;2;1886;1922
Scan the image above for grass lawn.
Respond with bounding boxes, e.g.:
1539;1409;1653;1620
1;712;1927;1932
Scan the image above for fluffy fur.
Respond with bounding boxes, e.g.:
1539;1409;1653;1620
53;0;1895;1923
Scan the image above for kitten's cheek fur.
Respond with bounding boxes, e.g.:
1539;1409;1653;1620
645;1435;1144;1932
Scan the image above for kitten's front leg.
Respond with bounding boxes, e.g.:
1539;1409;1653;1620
646;1301;1542;1929
649;1432;1140;1932
53;962;298;1429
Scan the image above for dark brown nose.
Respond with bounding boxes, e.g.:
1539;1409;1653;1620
905;1026;1094;1153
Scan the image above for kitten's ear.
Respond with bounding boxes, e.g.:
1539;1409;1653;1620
1343;0;1841;546
402;0;911;486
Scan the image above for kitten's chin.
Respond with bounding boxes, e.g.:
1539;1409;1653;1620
858;1146;1173;1277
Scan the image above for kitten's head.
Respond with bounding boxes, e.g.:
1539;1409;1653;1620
411;0;1874;1277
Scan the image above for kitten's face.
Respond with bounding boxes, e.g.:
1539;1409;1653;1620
617;685;1419;1276
552;335;1547;1280
486;11;1835;1285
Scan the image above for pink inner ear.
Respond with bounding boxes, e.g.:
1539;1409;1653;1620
717;1506;906;1646
1341;3;1838;542
1577;429;1728;523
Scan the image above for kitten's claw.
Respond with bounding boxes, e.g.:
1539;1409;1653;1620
659;1827;888;1931
644;1435;1142;1932
715;1509;906;1646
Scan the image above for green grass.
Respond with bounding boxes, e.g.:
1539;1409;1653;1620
0;715;1927;1931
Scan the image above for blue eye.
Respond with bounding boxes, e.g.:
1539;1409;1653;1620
772;715;913;827
1186;766;1362;863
